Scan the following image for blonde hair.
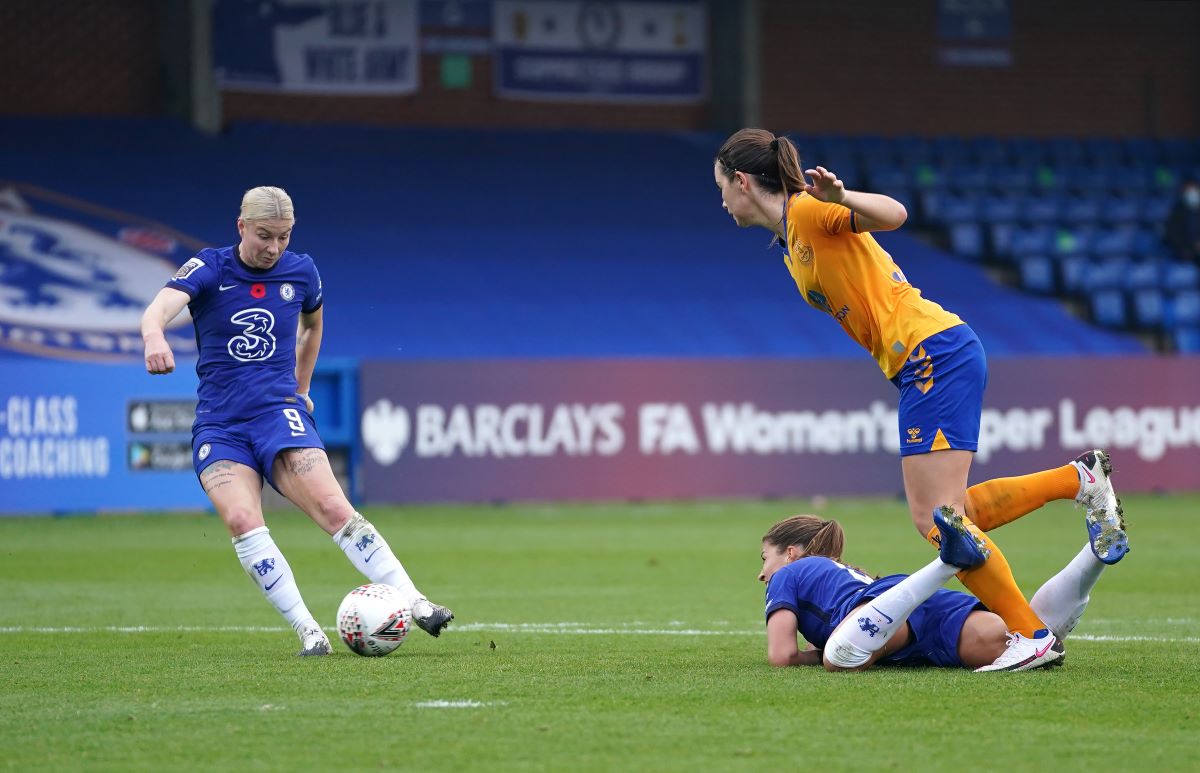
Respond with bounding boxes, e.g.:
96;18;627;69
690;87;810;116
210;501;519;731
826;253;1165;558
239;186;295;223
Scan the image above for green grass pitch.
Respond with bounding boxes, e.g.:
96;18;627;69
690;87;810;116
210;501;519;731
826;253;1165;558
1;494;1197;771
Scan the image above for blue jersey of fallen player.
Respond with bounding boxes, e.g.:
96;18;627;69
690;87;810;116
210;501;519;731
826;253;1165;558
764;556;876;650
167;245;323;422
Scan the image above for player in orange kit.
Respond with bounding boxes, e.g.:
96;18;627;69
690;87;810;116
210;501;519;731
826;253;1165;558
713;128;1128;671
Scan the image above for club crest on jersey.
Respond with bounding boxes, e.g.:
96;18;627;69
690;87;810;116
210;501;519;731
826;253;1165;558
279;283;295;301
0;184;202;360
197;443;211;461
793;243;814;264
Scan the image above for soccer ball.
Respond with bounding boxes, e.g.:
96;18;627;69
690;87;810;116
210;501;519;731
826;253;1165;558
336;583;412;657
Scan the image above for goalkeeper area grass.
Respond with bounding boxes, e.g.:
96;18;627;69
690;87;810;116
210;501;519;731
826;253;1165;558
1;493;1197;771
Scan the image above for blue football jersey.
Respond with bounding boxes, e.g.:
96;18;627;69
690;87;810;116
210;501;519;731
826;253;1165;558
764;556;875;650
167;245;323;422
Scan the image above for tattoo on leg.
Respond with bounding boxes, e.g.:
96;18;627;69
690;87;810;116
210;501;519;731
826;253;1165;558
288;449;327;477
201;460;238;494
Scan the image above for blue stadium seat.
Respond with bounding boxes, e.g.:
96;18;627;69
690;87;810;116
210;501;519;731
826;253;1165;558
1009;225;1053;257
949;222;986;261
980;193;1022;224
1174;326;1200;353
1092;227;1137;257
1139;194;1173;225
1022;194;1063;223
947;164;990;190
910;163;947;190
1131;288;1165;328
1053;226;1094;257
939;192;982;223
990;165;1034;190
989;222;1017;259
1134;228;1169;259
1059;255;1089;295
1062;195;1102;224
1163;263;1200;291
1081;259;1129;293
1166;290;1200;329
1033;165;1067;191
1125;261;1162;290
1090;289;1127;327
1067;166;1114;192
869;166;910;190
1101;195;1139;226
1018;255;1056;294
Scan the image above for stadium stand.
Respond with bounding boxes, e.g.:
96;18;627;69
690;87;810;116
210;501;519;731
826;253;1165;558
1;118;1179;359
781;133;1200;353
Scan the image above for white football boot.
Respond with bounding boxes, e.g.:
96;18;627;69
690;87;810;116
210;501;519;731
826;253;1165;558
411;598;455;637
297;624;332;656
975;630;1065;672
1071;449;1130;564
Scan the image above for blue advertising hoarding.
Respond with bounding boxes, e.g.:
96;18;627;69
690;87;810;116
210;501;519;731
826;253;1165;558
0;362;208;514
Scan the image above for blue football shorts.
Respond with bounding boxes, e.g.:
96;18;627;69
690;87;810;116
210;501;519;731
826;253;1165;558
192;406;325;490
891;323;987;457
850;574;985;668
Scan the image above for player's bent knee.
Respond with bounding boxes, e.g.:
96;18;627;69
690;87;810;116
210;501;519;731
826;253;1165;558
223;506;264;536
823;630;873;671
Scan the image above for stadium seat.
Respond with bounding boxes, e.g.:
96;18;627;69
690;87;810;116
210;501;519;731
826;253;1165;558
948;222;986;261
1009;225;1054;257
1018;255;1056;294
1053;226;1094;257
990;165;1034;190
1139;194;1173;225
980;193;1022;224
1022;194;1063;224
1125;261;1162;290
1163;263;1200;291
1174;325;1200;353
1081;259;1129;293
1166;290;1200;329
1090;289;1127;327
1062;195;1102;224
989;222;1017;259
1059;255;1089;295
1092;227;1137;257
1131;288;1165;328
1101;195;1139;226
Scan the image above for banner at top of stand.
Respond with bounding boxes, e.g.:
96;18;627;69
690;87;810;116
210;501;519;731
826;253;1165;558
213;0;420;95
493;0;708;102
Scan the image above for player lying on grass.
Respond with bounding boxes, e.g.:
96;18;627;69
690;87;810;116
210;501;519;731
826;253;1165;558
758;452;1129;672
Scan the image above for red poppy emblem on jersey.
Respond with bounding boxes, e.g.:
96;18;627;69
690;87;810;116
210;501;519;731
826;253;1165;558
250;283;267;298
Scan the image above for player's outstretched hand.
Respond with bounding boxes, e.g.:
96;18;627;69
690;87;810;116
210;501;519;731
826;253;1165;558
144;335;175;375
802;166;846;204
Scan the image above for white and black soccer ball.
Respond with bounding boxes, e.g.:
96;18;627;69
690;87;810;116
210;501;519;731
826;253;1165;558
336;583;412;657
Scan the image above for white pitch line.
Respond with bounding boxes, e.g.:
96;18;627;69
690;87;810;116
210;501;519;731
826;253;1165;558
0;624;1196;643
414;700;507;709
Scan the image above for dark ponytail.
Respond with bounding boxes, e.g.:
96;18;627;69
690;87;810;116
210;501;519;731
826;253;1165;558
716;128;807;200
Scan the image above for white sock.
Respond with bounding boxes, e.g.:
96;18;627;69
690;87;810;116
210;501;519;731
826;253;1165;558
1030;544;1105;639
233;526;317;634
825;559;958;668
333;514;421;605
